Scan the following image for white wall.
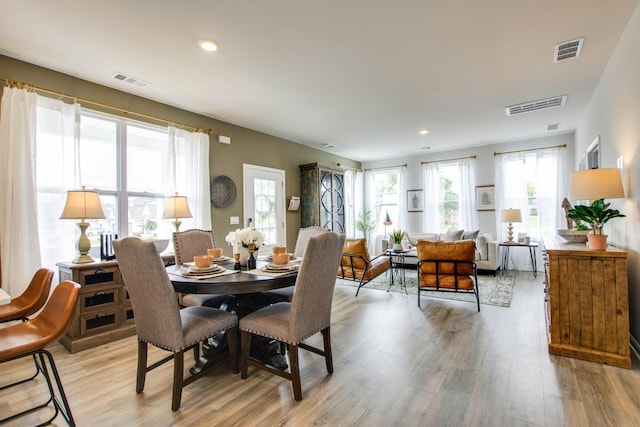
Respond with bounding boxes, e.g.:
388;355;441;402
575;2;640;344
362;133;575;239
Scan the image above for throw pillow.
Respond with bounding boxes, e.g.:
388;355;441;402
441;229;464;241
406;232;439;247
462;229;480;241
476;234;489;260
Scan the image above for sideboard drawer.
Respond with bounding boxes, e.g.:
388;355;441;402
79;308;121;337
78;266;120;287
79;285;120;313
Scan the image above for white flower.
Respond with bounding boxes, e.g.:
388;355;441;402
225;227;264;251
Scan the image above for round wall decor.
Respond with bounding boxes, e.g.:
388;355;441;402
210;175;237;208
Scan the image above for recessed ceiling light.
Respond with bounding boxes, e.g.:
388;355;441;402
419;129;429;135
320;142;335;148
198;39;219;52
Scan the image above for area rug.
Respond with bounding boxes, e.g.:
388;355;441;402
336;270;516;307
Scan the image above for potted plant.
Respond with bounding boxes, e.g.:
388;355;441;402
389;229;406;252
567;199;625;249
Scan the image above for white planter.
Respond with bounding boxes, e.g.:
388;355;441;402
392;243;404;252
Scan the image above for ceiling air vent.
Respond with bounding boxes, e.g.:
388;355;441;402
505;96;567;116
547;123;559;131
554;38;584;62
112;72;150;88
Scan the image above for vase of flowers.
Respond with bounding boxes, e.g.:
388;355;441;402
225;227;265;266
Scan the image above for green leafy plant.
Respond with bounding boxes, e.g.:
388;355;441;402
567;199;625;235
389;229;405;244
355;209;377;234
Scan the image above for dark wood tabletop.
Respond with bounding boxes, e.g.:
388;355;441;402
167;262;297;295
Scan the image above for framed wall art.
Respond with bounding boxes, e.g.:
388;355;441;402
475;185;495;211
407;189;424;212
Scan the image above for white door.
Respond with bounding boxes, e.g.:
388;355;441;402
243;164;285;253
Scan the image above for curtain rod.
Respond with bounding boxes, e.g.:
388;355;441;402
335;162;361;172
363;163;407;172
0;77;213;135
421;155;476;165
494;143;566;156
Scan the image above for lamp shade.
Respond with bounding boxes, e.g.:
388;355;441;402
162;193;193;219
383;211;392;226
501;208;522;223
59;188;105;220
569;168;624;201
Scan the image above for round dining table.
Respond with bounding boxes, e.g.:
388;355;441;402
167;260;298;371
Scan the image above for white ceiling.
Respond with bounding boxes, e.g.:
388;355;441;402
1;0;638;162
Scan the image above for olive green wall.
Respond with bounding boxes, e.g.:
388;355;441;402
0;55;360;251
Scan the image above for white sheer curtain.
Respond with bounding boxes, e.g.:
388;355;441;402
0;87;41;296
343;169;361;237
398;165;408;230
166;126;211;231
422;162;441;232
496;147;565;270
460;157;478;231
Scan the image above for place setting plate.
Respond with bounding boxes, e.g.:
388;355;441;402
262;262;299;272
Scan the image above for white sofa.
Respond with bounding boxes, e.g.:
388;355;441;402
388;230;500;273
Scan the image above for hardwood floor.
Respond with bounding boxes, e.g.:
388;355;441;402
2;271;640;426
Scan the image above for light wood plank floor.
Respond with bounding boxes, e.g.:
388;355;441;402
2;271;639;426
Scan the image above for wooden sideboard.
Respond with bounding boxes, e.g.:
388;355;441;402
542;236;630;368
57;255;174;353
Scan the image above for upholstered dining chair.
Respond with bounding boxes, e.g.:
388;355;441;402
239;232;346;401
172;229;228;308
416;239;480;311
113;237;239;411
0;280;80;426
263;226;328;304
0;268;54;323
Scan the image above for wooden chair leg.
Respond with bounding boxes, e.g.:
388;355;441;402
171;351;184;411
136;340;147;393
289;345;302;401
226;326;239;374
321;327;333;374
240;331;252;379
193;342;200;362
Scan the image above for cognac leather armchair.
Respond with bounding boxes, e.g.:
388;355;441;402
0;280;80;426
416;240;480;311
337;238;392;296
0;268;54;323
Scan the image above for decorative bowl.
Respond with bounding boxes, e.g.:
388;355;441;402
151;239;170;253
557;229;589;243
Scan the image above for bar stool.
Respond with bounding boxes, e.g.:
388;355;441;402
0;280;80;426
0;268;54;323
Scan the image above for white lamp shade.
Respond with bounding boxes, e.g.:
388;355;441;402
162;193;193;219
569;168;624;201
501;208;522;223
59;189;105;220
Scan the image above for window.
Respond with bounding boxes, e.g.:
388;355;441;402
500;153;560;242
35;105;176;268
370;170;399;235
423;159;476;233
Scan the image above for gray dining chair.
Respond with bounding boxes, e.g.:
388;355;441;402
239;232;346;401
172;229;228;308
262;226;328;304
113;237;239;411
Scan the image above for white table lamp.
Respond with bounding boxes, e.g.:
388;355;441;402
162;192;193;232
501;208;522;242
60;186;106;263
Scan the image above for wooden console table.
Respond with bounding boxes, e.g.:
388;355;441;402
57;255;174;353
542;236;630;368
